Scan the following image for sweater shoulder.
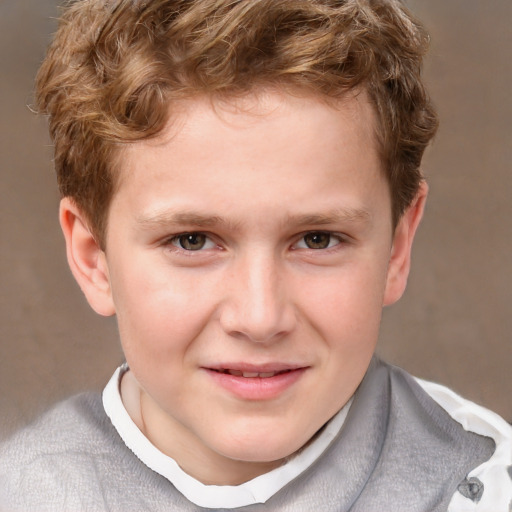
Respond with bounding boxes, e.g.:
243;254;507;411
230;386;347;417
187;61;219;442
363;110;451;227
0;393;120;510
0;393;110;460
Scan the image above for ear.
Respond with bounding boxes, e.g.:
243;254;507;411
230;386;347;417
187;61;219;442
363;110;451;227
59;197;115;316
383;181;428;306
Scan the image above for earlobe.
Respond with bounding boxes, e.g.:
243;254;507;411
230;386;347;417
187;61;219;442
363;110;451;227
383;181;428;306
59;198;115;316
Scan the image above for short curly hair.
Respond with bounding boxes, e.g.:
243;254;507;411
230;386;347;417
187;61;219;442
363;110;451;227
36;0;438;248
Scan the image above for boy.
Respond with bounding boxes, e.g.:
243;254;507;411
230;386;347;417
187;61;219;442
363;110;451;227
1;0;511;510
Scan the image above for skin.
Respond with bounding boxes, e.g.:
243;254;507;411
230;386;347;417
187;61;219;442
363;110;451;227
60;89;427;486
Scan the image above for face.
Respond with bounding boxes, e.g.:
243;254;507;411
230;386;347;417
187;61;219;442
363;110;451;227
80;90;416;484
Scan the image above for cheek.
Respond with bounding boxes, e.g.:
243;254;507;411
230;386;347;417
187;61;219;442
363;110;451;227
298;262;387;338
110;264;211;354
110;264;234;381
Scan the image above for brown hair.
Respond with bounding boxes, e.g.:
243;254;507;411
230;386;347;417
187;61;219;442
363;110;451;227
36;0;438;248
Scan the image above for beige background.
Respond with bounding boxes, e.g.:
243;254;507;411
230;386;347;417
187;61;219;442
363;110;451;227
1;0;511;439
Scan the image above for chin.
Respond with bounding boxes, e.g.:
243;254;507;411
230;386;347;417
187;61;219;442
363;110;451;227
212;427;306;464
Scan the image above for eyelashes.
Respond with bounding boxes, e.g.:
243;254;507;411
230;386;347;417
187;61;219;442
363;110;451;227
170;233;216;251
293;232;343;250
165;231;347;253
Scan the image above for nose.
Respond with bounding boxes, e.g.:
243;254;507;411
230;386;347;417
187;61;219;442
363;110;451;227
219;253;296;344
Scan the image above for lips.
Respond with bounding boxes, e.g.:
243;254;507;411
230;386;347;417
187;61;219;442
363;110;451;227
213;368;294;378
203;364;307;400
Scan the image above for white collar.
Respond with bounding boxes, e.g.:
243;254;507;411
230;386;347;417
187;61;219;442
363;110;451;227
102;365;351;509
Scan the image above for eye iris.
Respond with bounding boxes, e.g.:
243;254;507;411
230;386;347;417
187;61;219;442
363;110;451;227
304;232;330;249
179;233;206;250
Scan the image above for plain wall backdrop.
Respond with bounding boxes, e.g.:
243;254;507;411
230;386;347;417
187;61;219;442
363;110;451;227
1;0;511;439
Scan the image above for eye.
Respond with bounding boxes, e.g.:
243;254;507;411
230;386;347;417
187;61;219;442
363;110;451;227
295;231;342;250
170;232;216;251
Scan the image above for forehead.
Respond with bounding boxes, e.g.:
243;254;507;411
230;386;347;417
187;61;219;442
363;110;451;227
120;88;380;173
112;89;388;228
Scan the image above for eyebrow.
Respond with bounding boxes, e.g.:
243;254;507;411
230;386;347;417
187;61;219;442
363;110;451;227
136;207;371;231
286;208;372;227
135;210;241;230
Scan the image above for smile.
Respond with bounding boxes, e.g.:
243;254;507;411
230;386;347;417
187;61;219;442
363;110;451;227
204;365;308;400
214;369;293;378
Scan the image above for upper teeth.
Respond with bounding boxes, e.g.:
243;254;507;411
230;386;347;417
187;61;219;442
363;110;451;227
221;370;280;378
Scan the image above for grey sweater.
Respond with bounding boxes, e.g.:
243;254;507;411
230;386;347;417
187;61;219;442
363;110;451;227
0;360;498;511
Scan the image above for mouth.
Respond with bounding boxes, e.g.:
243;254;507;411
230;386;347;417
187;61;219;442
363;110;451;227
211;368;296;378
203;364;307;400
